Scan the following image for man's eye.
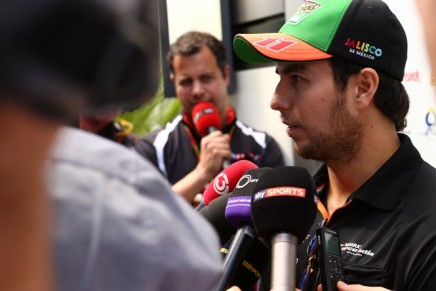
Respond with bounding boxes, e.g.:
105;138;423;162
201;75;213;82
292;75;302;82
180;79;192;86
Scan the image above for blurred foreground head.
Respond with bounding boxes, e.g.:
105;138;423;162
0;0;160;120
416;0;436;72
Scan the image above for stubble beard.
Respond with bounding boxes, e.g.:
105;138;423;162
294;93;363;165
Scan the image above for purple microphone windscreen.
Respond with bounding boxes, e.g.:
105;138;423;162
251;166;318;243
225;167;271;229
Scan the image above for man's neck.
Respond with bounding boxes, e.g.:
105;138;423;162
325;130;400;214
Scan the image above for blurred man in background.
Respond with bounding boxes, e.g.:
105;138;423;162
135;31;285;204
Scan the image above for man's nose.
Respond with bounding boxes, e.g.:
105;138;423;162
192;80;205;98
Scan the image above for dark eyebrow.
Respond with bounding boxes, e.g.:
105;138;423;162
275;63;308;75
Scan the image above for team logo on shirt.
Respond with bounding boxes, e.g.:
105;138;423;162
342;242;374;257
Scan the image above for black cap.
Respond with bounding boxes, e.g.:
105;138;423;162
234;0;407;80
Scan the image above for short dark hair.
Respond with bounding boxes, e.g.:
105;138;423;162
167;31;227;77
328;58;409;131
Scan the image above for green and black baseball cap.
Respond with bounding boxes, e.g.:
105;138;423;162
233;0;407;80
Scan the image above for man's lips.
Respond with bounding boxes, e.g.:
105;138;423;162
281;120;303;137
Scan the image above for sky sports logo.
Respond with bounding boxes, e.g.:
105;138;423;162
253;187;306;202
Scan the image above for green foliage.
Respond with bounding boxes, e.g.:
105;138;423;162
120;81;181;137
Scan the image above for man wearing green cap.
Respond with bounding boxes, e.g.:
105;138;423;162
234;0;436;290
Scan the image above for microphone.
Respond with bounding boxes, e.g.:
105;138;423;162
199;160;258;210
216;167;271;291
192;101;230;168
220;236;270;291
198;163;260;244
251;166;318;291
200;194;269;290
199;194;235;246
201;201;270;290
192;102;221;136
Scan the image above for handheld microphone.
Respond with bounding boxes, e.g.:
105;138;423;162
192;102;230;168
251;166;318;291
198;163;259;244
216;167;271;291
198;163;261;244
192;102;221;136
200;160;258;209
220;236;270;291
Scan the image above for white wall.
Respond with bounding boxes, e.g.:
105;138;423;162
166;0;223;43
230;67;295;166
385;0;436;166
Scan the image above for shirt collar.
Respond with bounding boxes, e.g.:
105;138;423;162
313;134;423;211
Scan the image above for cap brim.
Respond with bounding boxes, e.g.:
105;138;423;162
234;33;332;64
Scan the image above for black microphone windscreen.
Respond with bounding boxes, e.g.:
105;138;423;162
222;237;270;290
251;166;318;243
199;194;235;245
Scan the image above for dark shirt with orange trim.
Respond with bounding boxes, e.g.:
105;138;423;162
298;133;436;291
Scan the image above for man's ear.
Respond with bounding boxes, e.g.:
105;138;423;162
356;67;379;110
223;64;231;85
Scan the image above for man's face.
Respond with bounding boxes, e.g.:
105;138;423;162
271;60;363;164
416;0;436;71
171;45;230;124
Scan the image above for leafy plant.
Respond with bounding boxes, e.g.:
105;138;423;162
120;79;181;137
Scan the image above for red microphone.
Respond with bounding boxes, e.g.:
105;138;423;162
192;102;221;136
192;101;230;169
196;160;258;211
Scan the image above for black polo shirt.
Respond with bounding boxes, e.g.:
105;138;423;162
300;134;436;290
134;114;285;185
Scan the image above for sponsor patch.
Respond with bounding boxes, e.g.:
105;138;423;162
344;37;383;61
288;1;322;24
342;242;374;257
254;38;296;52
